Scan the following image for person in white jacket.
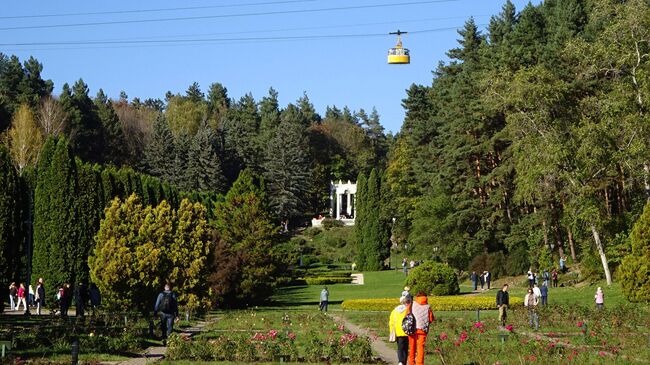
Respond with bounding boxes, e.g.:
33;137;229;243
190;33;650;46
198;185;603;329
524;288;539;330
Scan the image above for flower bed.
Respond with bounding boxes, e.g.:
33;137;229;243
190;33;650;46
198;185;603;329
341;295;523;311
171;310;376;363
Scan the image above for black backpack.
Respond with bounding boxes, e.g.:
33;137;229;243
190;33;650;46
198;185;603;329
402;311;416;335
159;292;174;313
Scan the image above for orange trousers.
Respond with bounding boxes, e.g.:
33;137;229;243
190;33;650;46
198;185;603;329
407;332;427;365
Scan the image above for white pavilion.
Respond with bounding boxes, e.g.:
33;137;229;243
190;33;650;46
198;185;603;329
311;180;356;227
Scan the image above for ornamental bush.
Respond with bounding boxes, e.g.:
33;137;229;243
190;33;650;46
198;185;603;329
405;261;459;296
305;277;352;285
619;201;650;302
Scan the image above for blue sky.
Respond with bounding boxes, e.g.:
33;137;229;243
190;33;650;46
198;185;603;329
1;0;536;133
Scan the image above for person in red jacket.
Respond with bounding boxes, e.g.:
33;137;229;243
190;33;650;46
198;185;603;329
408;292;434;365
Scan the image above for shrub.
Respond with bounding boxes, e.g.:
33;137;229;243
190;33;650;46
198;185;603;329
322;218;345;230
341;296;524;311
620;201;650;302
505;245;530;276
405;261;459;295
305;277;352;285
468;252;507;279
303;227;322;238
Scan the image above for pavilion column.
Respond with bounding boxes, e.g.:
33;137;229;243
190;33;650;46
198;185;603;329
346;193;352;216
336;192;342;219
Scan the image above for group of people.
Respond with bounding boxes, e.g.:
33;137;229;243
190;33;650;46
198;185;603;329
401;258;420;275
527;268;560;288
388;287;434;365
5;278;101;317
6;278;47;315
470;270;492;291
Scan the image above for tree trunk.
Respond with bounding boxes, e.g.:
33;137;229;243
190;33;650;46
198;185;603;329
566;227;577;261
644;164;650;201
590;224;612;285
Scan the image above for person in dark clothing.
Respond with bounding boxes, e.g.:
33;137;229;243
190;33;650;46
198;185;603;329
154;283;178;344
470;271;478;291
485;271;491;290
496;284;510;326
59;284;71;317
479;272;485;290
36;278;45;315
540;283;548;306
89;283;101;315
75;283;89;318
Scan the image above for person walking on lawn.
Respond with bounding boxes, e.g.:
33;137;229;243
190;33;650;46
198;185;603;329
319;286;329;312
524;287;539;330
470;271;478;291
551;268;558;288
154;283;179;344
408;292;434;365
540;282;548;306
496;284;510;326
389;295;412;365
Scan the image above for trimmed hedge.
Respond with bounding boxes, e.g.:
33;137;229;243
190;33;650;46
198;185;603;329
341;296;524;311
305;277;352;285
305;270;352;278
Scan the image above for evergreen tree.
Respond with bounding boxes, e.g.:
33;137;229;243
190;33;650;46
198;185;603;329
95;89;126;165
144;115;176;183
263;105;312;223
354;172;368;269
206;82;230;130
361;168;390;270
32;138;77;297
186;123;226;193
0;146;21;286
210;169;280;307
222;93;261;172
61;79;105;162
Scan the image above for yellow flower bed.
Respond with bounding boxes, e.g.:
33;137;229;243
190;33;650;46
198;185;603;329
341;296;523;311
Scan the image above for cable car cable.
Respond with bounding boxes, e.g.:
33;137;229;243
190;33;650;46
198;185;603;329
0;0;321;20
0;0;459;32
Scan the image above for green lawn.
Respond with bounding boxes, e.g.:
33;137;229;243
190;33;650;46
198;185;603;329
272;270;408;308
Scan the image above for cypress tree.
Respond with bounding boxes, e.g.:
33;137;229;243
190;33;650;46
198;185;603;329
73;160;103;284
0;146;20;286
32;138;77;296
362;168;390;270
354;172;367;269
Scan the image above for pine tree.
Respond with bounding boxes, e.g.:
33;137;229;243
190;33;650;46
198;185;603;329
186;123;226;193
263;105;312;223
144;115;176;182
62;79;105;162
95;89;126;165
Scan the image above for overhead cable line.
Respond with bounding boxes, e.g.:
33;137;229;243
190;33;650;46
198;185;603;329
0;0;320;20
0;25;474;47
0;0;459;31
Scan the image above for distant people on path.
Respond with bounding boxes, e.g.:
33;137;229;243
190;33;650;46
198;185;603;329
75;283;89;318
542;269;550;287
524;287;539;330
532;284;541;299
8;282;17;311
408;292;434;365
551;269;558;288
16;283;27;311
540;283;548;306
470;271;478;291
402;258;408;275
559;256;566;273
595;287;604;310
389;294;412;365
527;269;535;287
496;284;510;326
479;271;485;290
89;283;101;315
60;283;72;317
28;284;34;306
484;271;491;290
319;286;329;312
154;283;179;344
409;260;415;270
35;278;45;315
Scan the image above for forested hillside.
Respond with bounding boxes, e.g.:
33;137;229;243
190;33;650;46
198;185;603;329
387;0;650;284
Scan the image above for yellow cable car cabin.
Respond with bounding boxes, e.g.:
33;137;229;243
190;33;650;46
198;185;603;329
388;30;410;64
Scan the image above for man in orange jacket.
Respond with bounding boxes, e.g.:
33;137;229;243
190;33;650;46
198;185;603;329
408;292;434;365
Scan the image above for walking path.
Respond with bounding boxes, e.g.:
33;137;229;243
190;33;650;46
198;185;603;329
351;273;365;285
330;313;393;364
116;319;213;365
